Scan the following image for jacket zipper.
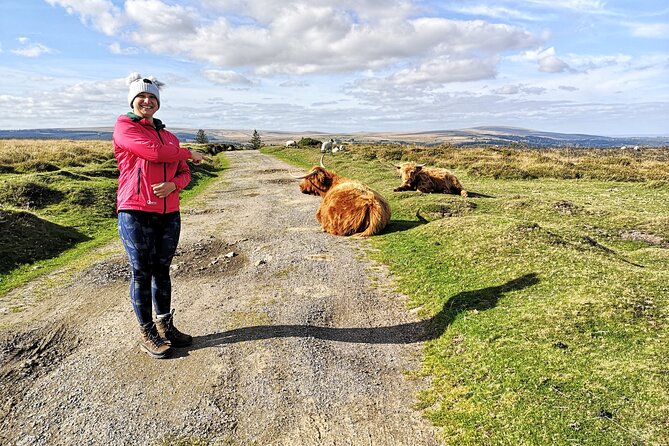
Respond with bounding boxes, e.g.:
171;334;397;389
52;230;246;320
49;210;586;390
136;168;141;194
163;163;167;213
155;127;168;214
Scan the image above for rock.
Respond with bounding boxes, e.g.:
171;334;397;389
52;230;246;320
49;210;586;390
598;409;613;419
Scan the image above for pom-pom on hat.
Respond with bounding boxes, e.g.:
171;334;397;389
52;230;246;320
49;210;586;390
126;72;164;108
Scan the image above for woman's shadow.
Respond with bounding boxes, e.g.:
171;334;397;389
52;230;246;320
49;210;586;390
184;273;539;352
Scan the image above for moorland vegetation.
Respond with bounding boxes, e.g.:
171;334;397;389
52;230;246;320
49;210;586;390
1;138;668;444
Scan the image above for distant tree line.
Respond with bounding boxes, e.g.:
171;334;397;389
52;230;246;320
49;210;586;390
187;129;266;155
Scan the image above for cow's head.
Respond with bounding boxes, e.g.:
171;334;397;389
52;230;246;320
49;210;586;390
298;167;336;196
395;162;425;187
291;154;335;196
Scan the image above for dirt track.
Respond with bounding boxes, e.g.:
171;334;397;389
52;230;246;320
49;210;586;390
0;151;440;445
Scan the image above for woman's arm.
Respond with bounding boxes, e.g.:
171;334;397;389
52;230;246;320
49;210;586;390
113;119;192;163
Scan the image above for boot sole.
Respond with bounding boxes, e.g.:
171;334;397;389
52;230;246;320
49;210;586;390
139;344;173;359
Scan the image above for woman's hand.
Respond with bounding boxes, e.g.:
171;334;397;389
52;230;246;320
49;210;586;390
151;182;177;198
189;150;208;165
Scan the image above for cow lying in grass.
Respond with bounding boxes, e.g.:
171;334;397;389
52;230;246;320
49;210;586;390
292;155;391;236
394;162;467;197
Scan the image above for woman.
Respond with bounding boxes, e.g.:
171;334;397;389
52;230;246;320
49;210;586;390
113;73;206;359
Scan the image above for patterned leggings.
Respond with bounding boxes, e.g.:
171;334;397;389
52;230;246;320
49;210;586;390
117;210;181;325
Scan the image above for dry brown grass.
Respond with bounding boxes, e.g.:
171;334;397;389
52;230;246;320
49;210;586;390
0;139;114;168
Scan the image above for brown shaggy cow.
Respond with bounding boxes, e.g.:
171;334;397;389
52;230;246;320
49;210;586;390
293;156;391;236
394;162;467;197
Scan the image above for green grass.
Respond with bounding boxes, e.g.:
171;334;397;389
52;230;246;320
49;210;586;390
0;139;227;296
265;145;669;445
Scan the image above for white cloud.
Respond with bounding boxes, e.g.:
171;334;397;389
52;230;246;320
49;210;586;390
45;0;125;35
8;1;667;135
280;80;310;88
1;67;667;135
388;56;500;86
526;0;609;14
187;15;537;82
449;0;614;20
108;42;139;55
448;5;542;21
567;53;632;70
201;0;419;25
493;84;520;95
125;0;199;46
202;69;256;86
0;77;125;127
538;54;570;73
626;22;669;39
11;39;55;58
512;47;573;73
46;1;541;83
493;84;547;95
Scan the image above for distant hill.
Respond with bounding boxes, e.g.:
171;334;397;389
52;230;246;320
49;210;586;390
346;127;669;148
0;128;198;143
0;128;115;140
1;126;667;148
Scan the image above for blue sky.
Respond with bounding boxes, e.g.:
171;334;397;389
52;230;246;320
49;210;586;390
1;0;667;135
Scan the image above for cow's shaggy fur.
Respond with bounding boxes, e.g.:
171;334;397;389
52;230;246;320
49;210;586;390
299;166;391;236
394;162;467;197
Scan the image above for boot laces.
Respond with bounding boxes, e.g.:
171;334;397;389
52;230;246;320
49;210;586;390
164;313;186;337
147;325;166;347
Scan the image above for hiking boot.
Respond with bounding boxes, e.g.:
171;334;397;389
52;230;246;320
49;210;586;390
156;310;193;347
139;322;172;359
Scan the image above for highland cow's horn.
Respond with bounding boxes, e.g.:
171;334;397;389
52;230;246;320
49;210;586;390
416;163;426;168
320;153;326;168
289;168;318;179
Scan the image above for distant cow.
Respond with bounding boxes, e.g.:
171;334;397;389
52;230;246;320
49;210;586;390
285;140;297;148
394;162;467;197
292;155;391;236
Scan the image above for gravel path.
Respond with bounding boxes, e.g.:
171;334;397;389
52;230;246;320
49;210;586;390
0;151;440;445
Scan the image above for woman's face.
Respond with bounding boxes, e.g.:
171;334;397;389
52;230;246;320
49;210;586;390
132;93;159;119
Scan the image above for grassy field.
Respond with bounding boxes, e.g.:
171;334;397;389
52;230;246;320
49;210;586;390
265;145;669;446
0;139;224;296
1;139;667;444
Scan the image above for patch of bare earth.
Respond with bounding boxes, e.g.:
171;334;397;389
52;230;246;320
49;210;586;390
0;151;440;445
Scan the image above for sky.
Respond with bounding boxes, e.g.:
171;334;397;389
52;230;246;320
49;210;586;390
0;0;668;136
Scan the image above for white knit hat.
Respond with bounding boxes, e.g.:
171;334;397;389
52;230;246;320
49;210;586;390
126;72;163;108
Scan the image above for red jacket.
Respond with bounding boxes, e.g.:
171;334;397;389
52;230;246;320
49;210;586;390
113;113;192;214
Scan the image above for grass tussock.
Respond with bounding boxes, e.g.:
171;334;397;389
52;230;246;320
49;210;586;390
0;139;226;294
265;144;669;445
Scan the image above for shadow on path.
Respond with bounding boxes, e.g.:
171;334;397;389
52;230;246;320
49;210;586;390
183;273;539;354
